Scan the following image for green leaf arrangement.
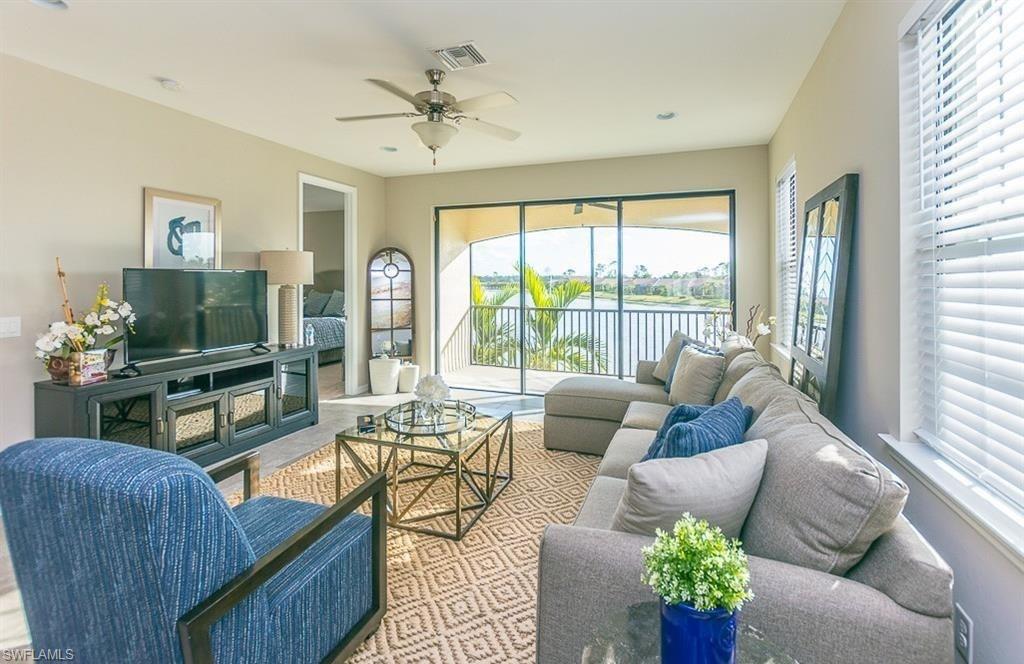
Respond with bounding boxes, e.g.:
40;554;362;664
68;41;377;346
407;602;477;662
641;513;754;613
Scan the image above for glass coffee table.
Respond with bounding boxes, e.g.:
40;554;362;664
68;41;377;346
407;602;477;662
335;402;513;540
582;602;798;663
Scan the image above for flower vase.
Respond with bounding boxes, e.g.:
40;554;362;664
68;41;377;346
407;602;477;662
68;350;109;386
660;599;737;664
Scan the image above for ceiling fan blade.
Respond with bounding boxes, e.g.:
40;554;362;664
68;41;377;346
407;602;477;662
335;112;419;122
459;117;521;141
366;79;424;109
454;91;518;113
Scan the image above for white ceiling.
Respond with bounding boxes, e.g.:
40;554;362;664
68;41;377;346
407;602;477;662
0;1;844;177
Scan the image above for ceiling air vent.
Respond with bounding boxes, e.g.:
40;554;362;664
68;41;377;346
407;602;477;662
432;42;488;71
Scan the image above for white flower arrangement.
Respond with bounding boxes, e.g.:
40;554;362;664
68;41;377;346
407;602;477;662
414;374;450;404
35;282;136;361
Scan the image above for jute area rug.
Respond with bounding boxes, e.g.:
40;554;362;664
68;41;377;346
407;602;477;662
230;420;599;663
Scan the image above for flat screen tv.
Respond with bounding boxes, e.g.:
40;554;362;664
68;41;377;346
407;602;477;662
123;268;268;364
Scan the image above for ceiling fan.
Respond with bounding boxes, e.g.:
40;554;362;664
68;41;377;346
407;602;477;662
335;69;520;165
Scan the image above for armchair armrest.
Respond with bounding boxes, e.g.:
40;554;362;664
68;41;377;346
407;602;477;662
635;360;662;386
206;451;260;500
177;472;387;664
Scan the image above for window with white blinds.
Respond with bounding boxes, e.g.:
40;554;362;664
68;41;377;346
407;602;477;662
775;163;798;349
901;0;1024;510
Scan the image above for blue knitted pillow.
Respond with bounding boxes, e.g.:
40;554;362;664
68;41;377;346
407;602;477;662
652;397;753;459
641;403;712;460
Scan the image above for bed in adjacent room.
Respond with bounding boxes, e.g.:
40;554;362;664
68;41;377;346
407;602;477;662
303;289;346;365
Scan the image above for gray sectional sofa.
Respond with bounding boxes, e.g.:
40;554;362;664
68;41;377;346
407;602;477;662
538;346;954;664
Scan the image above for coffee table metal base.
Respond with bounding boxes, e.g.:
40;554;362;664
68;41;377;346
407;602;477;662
335;414;513;540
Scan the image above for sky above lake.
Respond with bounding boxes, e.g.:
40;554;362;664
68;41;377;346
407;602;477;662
470;227;730;277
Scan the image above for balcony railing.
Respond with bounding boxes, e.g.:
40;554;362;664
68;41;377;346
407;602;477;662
442;304;732;379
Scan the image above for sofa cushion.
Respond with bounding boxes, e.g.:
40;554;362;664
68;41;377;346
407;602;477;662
573;476;627;530
545;376;669;423
719;333;756;367
714;350;770;404
621;402;673;431
668;345;726;406
741;395;909;575
846;515;953;617
653;397;752;460
597;428;657;479
725;362;793;418
652;331;688;382
612;439;767;538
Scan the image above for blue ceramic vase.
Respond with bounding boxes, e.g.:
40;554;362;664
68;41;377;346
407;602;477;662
660;599;737;664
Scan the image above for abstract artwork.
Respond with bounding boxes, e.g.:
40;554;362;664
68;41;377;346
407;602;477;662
144;188;222;269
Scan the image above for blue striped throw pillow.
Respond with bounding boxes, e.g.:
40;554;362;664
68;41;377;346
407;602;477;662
652;397;753;459
641;403;712;460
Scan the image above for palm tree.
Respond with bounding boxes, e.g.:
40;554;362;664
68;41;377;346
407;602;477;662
520;264;606;373
470;277;517;365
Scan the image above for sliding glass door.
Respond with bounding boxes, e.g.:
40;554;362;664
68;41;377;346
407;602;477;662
436;192;734;395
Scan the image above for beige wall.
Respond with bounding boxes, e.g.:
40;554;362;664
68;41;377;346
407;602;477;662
768;3;1021;662
0;55;386;446
386;145;770;368
303;209;345;293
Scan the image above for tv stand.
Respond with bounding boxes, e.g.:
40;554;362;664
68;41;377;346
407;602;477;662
35;346;319;468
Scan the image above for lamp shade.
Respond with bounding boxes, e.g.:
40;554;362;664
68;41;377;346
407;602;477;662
259;250;314;285
412;120;458;150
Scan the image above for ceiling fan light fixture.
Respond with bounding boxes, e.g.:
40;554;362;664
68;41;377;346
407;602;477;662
411;120;458;150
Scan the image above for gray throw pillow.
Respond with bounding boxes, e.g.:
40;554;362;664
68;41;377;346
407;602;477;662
611;439;768;538
303;290;330;317
322;290;345;317
652;331;689;382
669;345;725;405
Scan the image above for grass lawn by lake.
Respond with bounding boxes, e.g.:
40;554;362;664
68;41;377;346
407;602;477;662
593;291;730;310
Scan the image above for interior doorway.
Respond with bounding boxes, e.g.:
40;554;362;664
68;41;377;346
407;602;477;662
298;173;358;396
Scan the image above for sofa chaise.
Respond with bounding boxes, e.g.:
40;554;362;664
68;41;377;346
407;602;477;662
538;344;954;664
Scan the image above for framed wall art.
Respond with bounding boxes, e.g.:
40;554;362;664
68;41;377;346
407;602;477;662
143;187;222;269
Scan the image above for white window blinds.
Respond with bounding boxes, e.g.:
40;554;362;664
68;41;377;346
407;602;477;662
775;163;798;348
902;0;1024;509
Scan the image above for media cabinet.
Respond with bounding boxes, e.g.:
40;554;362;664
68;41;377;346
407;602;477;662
34;346;318;467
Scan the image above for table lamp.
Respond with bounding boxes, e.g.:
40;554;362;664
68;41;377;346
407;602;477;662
259;250;314;347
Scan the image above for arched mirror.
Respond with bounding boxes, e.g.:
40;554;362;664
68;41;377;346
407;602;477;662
789;173;857;419
368;247;414;359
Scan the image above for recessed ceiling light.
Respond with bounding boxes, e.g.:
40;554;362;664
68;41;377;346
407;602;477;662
29;0;68;9
379;146;398;153
656;111;677;121
156;77;181;92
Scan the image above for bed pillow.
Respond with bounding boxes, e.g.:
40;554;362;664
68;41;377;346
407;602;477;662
641;403;712;461
612;439;768;538
652;396;752;459
303;290;330;317
668;345;726;405
323;290;345;317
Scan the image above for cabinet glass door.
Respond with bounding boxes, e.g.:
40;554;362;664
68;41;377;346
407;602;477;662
229;382;274;442
167;394;227;460
279;359;313;422
88;384;165;450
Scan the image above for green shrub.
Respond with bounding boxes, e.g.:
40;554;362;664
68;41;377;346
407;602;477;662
641;514;753;612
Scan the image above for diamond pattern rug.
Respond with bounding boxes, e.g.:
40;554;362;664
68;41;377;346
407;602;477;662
230;420;599;663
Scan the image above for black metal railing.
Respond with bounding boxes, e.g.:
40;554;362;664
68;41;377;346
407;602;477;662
441;305;732;379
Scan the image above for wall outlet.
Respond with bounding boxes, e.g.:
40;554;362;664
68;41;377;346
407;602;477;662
955;603;973;663
0;316;21;339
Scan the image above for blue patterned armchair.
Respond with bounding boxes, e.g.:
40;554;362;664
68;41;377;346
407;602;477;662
0;438;386;663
